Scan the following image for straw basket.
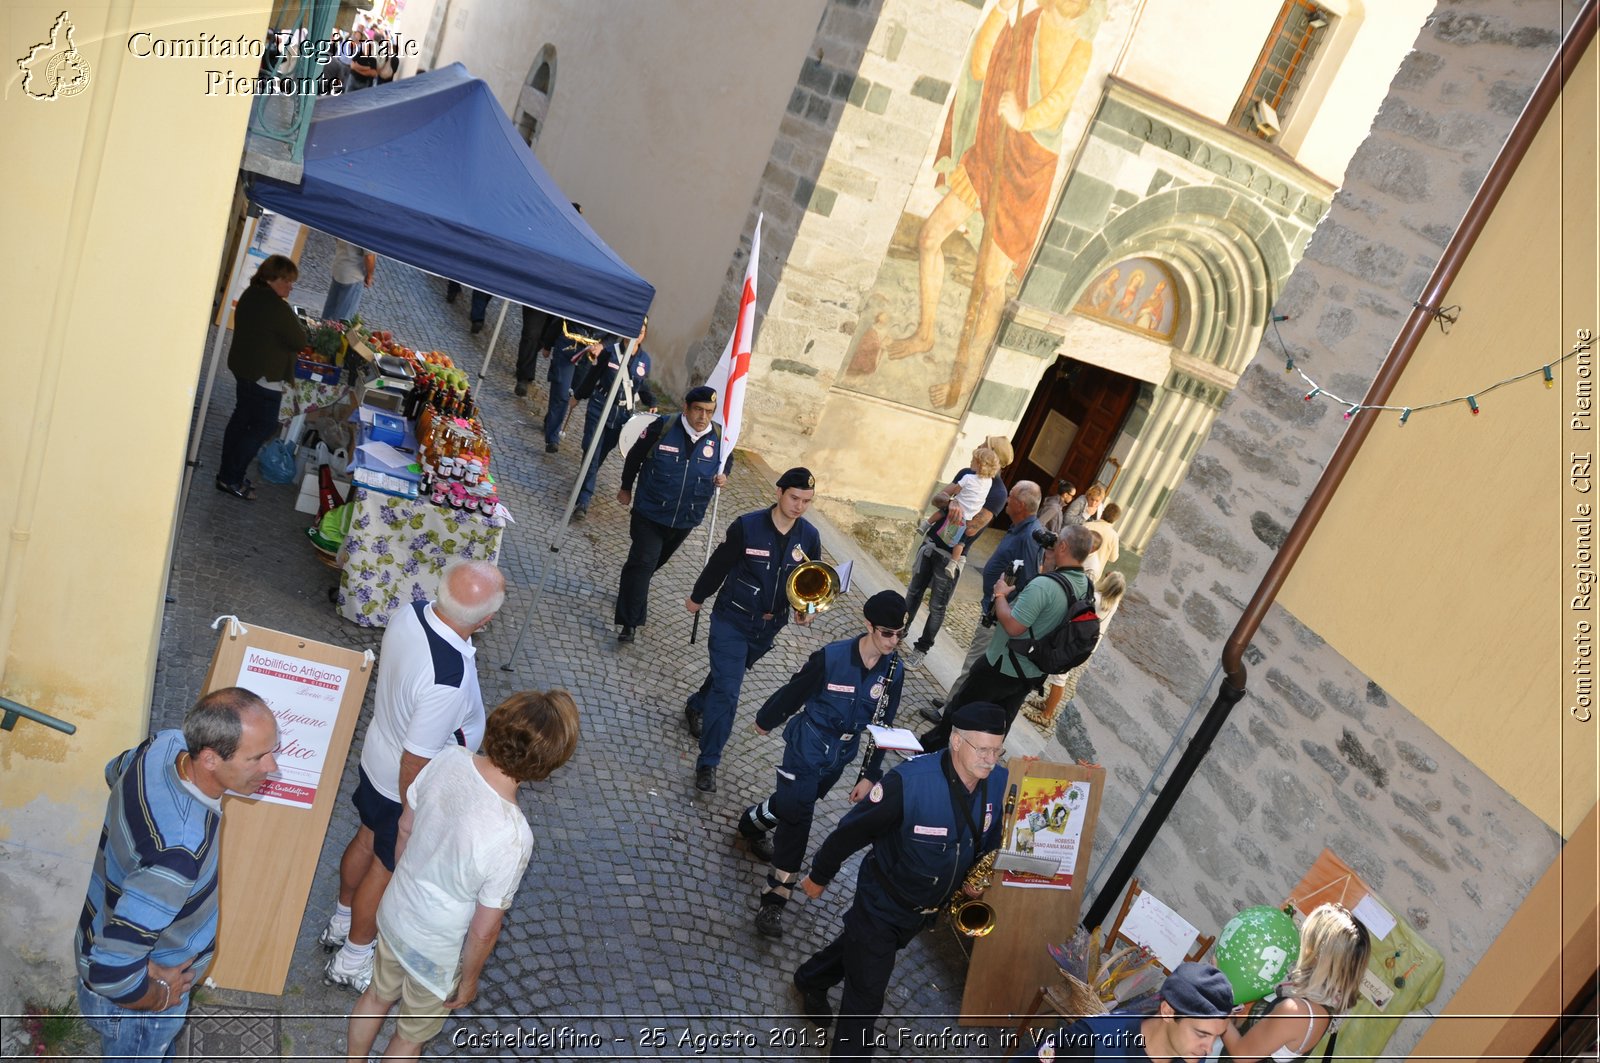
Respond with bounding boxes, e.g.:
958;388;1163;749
1041;971;1110;1021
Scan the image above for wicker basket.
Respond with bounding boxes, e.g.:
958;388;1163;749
1042;972;1110;1021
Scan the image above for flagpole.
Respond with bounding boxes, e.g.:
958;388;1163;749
502;336;638;672
689;486;722;645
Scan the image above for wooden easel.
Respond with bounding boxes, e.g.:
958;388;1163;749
960;759;1104;1024
200;619;372;994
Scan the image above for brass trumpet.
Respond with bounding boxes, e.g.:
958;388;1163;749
786;559;841;615
948;849;998;938
560;321;606;349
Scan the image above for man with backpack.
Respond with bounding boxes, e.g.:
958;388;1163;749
920;524;1097;749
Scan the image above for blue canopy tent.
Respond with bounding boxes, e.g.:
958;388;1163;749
248;63;653;338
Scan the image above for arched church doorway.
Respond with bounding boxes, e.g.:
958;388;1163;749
1013;356;1141;502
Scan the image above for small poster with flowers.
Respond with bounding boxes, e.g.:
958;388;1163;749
1003;775;1091;889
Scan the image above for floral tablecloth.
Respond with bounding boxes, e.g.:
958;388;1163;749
278;378;351;423
336;486;504;627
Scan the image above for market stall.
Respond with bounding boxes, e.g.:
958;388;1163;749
299;325;510;627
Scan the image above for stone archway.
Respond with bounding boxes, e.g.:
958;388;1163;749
975;187;1297;550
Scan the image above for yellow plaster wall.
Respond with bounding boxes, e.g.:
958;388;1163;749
1280;41;1599;835
0;0;268;1002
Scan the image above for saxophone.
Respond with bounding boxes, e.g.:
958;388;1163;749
948;849;999;937
947;783;1015;938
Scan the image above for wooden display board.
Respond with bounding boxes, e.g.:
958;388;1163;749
961;759;1105;1024
199;618;372;994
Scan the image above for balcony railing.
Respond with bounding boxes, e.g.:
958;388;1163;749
241;0;341;183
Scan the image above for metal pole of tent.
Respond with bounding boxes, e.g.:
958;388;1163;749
501;336;639;671
177;214;256;533
475;299;511;383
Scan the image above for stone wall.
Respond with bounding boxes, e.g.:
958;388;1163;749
688;0;988;458
1064;2;1567;1054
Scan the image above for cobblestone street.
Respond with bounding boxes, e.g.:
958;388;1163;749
149;232;1075;1061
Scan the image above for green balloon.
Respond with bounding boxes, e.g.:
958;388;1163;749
1215;906;1300;1004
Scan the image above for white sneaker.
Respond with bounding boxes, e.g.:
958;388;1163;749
324;949;373;993
317;917;350;951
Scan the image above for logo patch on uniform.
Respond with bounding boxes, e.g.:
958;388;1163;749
658;444;680;454
869;681;884;700
791;544;806;562
826;683;855;694
869;782;884;803
703;443;715;458
1038;1035;1056;1062
913;825;949;837
984;802;995;832
636;363;646;376
745;548;771;557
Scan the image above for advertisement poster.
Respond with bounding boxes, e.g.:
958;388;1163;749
233;647;349;808
1004;775;1090;889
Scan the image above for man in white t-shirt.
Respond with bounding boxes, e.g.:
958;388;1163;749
345;690;580;1062
323;560;506;992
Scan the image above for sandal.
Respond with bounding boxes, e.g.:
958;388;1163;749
215;478;256;501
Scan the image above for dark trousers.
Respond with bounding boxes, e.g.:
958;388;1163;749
615;511;693;627
516;306;549;381
576;403;625;510
689;611;778;769
218;373;283;487
920;656;1039;752
796;900;922;1060
767;755;849;875
543;355;578;447
904;539;957;652
445;283;491;324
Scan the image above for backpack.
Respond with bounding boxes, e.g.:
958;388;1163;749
1010;570;1100;676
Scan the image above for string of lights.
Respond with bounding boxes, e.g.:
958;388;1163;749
1268;316;1579;425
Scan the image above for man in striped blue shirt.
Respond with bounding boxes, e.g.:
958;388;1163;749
75;688;279;1062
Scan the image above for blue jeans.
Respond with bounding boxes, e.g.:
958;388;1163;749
903;538;957;652
218;374;284;488
543;355;578;447
78;981;188;1063
321;279;364;322
689;610;779;769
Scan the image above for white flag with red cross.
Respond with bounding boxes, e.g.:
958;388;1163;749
703;215;762;454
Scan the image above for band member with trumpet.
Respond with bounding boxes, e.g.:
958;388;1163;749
542;319;607;453
683;467;822;793
570;320;657;520
737;590;908;940
792;701;1008;1058
614;386;728;643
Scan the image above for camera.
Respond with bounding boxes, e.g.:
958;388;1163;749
1032;528;1059;550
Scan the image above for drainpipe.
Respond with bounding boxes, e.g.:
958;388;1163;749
1084;0;1598;931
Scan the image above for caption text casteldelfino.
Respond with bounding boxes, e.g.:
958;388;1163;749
124;30;419;96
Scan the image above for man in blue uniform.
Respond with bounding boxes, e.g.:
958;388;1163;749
571;321;657;519
614;385;728;642
542;320;606;453
737;590;908;937
793;701;1010;1059
684;467;821;793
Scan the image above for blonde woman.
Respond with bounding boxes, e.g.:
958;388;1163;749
1219;903;1372;1063
1025;571;1126;732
